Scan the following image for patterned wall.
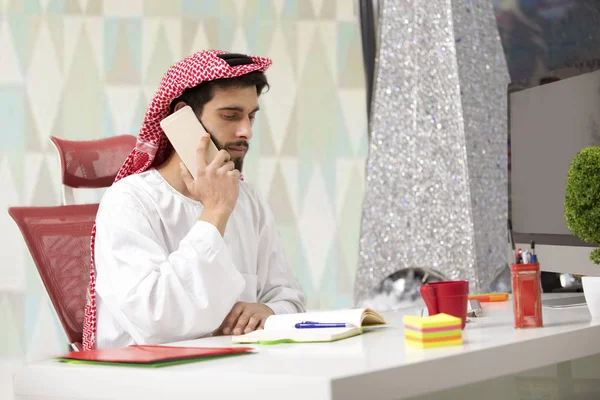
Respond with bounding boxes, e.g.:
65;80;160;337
0;0;368;388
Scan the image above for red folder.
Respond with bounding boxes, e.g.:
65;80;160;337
57;345;254;367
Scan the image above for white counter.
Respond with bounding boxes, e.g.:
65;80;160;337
13;298;600;400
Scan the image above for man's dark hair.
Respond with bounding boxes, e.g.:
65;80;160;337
169;71;269;115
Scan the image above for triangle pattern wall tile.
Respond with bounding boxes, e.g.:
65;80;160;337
320;0;336;20
46;15;64;72
318;242;339;307
64;0;80;14
0;156;25;292
25;254;46;298
76;0;88;13
24;0;41;13
85;17;104;70
295;21;317;81
258;0;277;20
129;90;148;134
336;243;355;307
339;88;369;155
281;0;297;19
272;0;284;17
144;0;180;17
30;156;59;206
202;17;219;50
279;21;297;78
0;16;25;84
254;157;278;199
217;14;235;50
298;164;336;291
105;86;141;136
278;158;300;218
266;162;296;225
280;107;298;157
262;23;296;154
318;21;338;84
85;0;101;15
231;0;246;23
297;0;315;19
61;25;103;140
0;294;24;356
62;15;83;76
0;86;25;154
336;110;354;158
257;112;277;157
46;0;65;14
337;161;365;294
181;17;201;55
23;152;44;205
309;0;325;18
144;23;173;86
181;0;217;17
162;19;182;62
103;0;142;17
336;0;356;21
25;98;43;153
335;158;357;220
25;297;67;361
44;153;62;202
25;17;63;144
219;0;239;26
338;22;365;88
255;19;276;56
230;25;249;54
7;14;41;75
105;18;142;84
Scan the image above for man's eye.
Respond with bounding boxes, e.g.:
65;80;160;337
223;114;236;120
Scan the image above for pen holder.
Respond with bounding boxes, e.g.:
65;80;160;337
510;263;543;329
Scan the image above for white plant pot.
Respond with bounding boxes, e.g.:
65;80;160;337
582;276;600;318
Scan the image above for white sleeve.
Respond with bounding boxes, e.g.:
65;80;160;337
94;204;245;345
255;195;307;314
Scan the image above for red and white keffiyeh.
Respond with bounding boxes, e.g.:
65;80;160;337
82;50;272;350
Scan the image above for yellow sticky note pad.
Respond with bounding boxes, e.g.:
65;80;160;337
403;313;463;349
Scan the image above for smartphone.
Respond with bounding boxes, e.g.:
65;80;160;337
160;105;219;179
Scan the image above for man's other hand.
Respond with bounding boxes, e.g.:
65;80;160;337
214;302;274;336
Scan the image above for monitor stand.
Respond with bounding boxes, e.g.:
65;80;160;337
542;295;587;308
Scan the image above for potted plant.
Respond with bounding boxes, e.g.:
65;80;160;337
565;146;600;317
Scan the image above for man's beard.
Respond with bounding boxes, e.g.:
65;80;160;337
212;137;249;172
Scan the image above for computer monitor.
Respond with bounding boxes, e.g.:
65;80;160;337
508;59;600;276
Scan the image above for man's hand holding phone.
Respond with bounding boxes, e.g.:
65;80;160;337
180;133;240;236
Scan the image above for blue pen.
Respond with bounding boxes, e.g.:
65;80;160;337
295;321;349;329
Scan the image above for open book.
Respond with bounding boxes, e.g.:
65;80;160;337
231;308;386;345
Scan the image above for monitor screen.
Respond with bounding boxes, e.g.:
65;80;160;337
509;64;600;247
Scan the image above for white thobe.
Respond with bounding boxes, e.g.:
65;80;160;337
93;169;306;349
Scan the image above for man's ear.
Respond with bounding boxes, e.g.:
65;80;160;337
172;100;188;112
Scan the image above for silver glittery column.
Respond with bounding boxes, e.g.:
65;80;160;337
355;0;510;306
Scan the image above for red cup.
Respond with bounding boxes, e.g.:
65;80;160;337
420;280;469;329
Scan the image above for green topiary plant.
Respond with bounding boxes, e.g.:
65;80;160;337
565;146;600;264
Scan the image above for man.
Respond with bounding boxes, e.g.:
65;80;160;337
82;50;306;350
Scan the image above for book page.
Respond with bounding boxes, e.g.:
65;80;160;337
232;327;361;344
264;308;370;330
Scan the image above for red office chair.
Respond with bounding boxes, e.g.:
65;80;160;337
8;204;99;351
50;135;136;205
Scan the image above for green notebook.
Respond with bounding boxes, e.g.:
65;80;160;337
56;353;248;368
55;345;254;368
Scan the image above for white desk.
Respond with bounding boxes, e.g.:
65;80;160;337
13;298;600;400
